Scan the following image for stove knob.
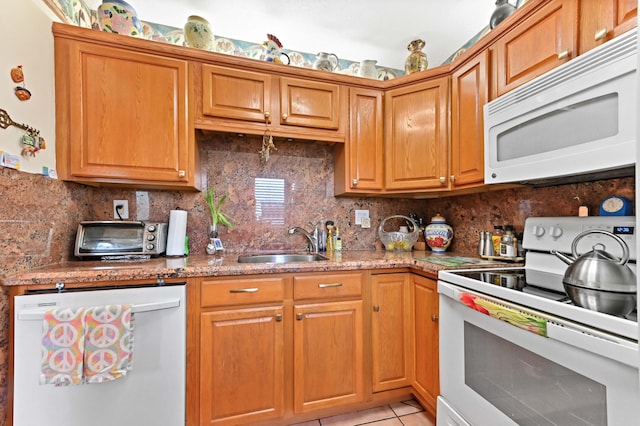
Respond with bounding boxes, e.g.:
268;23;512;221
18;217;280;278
549;226;563;239
148;225;157;232
147;234;156;241
532;225;545;237
146;243;155;250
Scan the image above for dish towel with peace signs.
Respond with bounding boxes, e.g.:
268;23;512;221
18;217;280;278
40;305;135;386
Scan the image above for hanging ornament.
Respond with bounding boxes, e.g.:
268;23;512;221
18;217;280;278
258;129;277;163
10;65;24;83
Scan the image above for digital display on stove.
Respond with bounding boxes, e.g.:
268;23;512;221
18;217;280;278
613;226;634;235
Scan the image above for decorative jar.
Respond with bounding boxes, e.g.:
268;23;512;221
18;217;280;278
97;0;142;37
404;39;428;75
490;0;517;29
424;214;453;253
184;15;214;51
313;52;339;72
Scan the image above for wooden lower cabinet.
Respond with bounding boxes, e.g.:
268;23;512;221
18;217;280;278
200;306;285;425
293;300;365;413
411;274;440;416
371;273;412;392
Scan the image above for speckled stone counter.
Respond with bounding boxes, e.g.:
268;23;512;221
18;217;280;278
0;250;520;286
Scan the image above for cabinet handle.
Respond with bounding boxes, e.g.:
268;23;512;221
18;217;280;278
373;305;380;312
432;314;439;322
229;288;259;293
275;313;283;322
594;28;607;41
439;176;446;184
352;179;359;186
296;313;303;320
282;113;288;121
557;50;570;60
318;283;343;288
450;175;455;182
178;170;186;178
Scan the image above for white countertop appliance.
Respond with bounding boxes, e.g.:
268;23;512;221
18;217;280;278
13;282;186;426
437;216;638;426
484;28;637;185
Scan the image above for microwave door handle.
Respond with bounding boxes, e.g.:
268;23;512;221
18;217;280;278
17;298;180;321
546;322;638;368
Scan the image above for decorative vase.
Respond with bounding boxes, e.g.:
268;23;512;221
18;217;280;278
424;214;454;253
358;60;378;79
490;0;517;29
313;52;339;72
404;39;428;75
97;0;142;37
184;15;214;51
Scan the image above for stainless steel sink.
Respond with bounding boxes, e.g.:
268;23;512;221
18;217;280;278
237;253;329;263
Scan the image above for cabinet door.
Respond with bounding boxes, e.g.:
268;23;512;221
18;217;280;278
293;300;364;413
371;273;412;392
200;306;285;425
335;87;384;195
384;77;449;191
201;64;271;123
579;0;637;54
411;274;439;417
279;77;341;130
58;40;193;186
493;0;578;97
450;50;489;188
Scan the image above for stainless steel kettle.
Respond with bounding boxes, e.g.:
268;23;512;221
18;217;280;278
551;230;636;293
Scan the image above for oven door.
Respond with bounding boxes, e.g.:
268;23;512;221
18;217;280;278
437;281;639;426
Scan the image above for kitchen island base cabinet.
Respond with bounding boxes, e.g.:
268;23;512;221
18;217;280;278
411;274;439;417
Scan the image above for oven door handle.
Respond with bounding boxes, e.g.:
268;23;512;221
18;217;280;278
17;299;181;321
546;321;638;368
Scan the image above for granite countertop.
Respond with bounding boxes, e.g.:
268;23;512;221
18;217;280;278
0;250;522;286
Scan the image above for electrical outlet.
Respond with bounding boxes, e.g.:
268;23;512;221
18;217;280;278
113;200;129;219
355;209;370;226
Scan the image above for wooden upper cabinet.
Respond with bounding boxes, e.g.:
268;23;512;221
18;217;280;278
578;0;637;54
450;50;489;188
54;33;198;190
492;0;578;97
201;64;271;122
197;64;346;142
279;77;341;129
384;77;449;191
335;87;384;195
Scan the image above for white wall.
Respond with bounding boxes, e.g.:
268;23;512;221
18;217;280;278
0;0;57;175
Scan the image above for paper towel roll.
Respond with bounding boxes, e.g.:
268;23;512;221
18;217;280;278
166;210;188;256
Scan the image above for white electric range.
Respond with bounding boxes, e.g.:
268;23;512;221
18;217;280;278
437;216;638;426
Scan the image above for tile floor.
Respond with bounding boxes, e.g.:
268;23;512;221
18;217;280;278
291;399;435;426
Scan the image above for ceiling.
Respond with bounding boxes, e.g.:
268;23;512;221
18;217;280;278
87;0;503;70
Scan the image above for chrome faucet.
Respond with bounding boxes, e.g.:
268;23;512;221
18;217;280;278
288;222;319;253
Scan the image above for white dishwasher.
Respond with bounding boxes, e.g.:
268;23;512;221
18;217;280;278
13;282;186;426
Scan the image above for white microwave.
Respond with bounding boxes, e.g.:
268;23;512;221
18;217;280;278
484;28;637;185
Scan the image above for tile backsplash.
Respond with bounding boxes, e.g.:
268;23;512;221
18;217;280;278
0;132;635;275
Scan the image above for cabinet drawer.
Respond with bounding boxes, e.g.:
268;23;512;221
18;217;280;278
294;272;363;300
201;277;285;307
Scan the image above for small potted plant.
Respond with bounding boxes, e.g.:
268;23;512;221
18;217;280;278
203;186;233;239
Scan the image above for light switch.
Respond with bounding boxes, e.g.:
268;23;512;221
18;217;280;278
355;209;370;226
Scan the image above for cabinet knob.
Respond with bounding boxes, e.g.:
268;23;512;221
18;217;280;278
296;313;303;320
373;305;380;312
264;111;270;119
432;314;439;322
352;179;359;186
275;314;283;322
282;113;288;121
439;176;446;184
594;28;608;41
178;170;186;178
557;50;570;60
450;175;455;182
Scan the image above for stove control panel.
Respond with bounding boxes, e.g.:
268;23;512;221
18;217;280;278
523;216;636;261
